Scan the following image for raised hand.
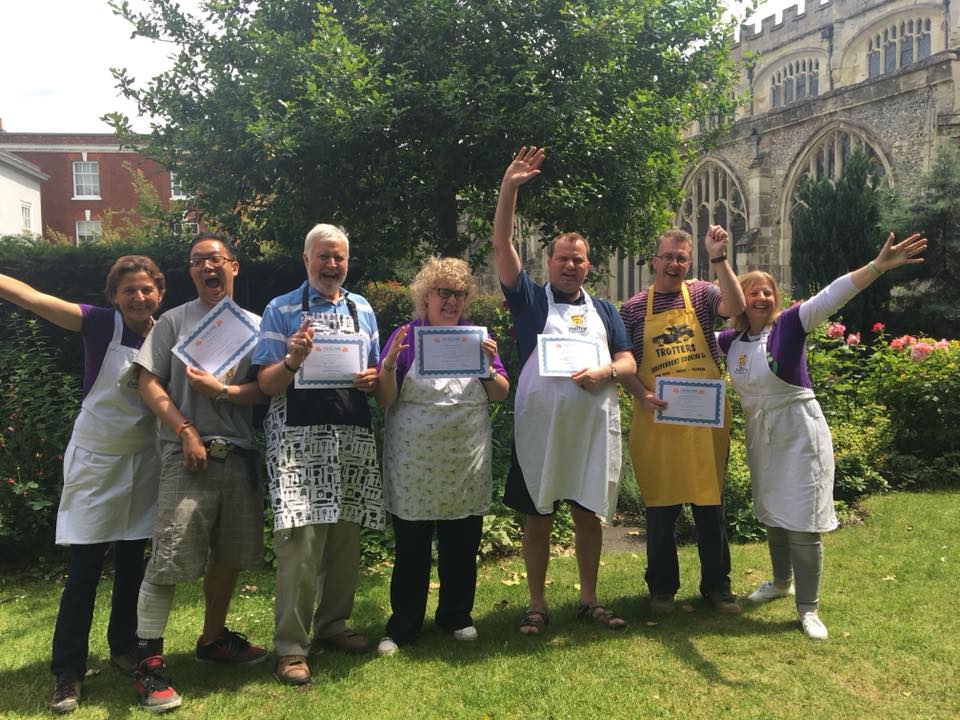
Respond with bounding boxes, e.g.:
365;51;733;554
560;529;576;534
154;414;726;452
875;232;927;272
382;325;410;371
703;225;729;260
287;318;315;370
501;146;545;190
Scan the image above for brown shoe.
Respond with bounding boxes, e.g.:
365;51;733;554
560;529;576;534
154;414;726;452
707;589;743;614
650;594;676;615
274;655;310;685
317;630;370;654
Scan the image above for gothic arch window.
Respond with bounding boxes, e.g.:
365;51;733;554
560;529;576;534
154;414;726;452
867;16;933;78
678;161;747;279
769;58;820;109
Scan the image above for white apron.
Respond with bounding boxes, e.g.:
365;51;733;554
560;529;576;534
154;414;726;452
383;372;492;521
56;312;160;545
727;329;838;533
514;284;621;519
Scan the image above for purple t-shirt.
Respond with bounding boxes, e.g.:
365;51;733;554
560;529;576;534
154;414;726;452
79;305;147;398
717;304;812;389
377;317;508;390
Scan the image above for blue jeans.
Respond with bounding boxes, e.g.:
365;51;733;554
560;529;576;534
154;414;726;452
50;540;146;680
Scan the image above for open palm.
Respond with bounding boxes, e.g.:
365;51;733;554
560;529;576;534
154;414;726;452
502;146;545;189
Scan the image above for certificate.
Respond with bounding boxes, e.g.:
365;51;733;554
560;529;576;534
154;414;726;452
537;334;602;377
654;377;726;427
295;334;367;389
413;326;488;378
173;297;259;378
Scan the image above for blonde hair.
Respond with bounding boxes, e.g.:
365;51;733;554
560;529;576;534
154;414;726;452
729;270;783;332
409;257;478;320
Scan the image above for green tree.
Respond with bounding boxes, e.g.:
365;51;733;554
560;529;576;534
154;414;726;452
107;0;739;278
881;143;960;337
791;149;886;333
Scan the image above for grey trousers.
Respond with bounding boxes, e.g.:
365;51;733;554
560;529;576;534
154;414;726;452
273;521;361;657
766;525;823;614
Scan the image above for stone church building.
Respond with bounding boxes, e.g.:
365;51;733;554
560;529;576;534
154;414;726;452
601;0;959;302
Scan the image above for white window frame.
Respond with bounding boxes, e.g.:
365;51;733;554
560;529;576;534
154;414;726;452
170;172;187;200
21;203;32;232
72;161;101;200
76;220;103;244
173;215;199;236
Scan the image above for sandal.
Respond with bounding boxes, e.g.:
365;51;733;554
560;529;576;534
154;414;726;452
577;602;627;630
517;607;549;636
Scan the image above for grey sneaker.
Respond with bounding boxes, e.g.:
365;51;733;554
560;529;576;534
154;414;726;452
707;588;742;614
49;676;81;714
650;594;676;615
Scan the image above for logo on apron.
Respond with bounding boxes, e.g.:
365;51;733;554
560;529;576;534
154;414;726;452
566;309;588;335
734;352;749;375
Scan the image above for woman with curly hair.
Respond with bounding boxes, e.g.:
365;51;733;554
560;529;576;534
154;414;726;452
374;257;509;655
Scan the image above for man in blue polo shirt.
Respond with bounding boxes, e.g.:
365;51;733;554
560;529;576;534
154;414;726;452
492;147;637;636
252;224;383;685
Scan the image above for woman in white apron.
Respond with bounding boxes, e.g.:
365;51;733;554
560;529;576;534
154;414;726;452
0;256;164;712
717;232;925;640
374;258;509;656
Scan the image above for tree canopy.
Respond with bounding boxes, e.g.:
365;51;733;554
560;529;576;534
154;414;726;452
108;0;739;279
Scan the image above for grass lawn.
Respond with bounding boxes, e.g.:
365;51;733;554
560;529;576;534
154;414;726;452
1;490;957;720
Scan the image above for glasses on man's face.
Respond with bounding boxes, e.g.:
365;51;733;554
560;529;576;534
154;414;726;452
654;253;691;265
189;253;229;268
434;287;467;300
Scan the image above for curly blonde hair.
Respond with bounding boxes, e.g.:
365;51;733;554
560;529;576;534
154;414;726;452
409;257;478;320
728;270;783;332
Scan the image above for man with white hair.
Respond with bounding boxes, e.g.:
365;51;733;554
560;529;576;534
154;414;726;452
253;224;383;685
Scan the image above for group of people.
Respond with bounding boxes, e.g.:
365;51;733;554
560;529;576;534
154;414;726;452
0;146;925;715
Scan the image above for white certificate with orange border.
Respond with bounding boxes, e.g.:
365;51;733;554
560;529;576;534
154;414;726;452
654;377;725;427
295;334;367;389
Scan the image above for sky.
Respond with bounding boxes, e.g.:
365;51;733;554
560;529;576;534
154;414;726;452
0;0;799;135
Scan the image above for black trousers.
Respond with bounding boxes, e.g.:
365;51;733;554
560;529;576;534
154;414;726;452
644;504;731;598
385;514;483;643
50;540;146;680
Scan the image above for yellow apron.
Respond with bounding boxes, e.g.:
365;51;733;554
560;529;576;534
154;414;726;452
629;282;729;506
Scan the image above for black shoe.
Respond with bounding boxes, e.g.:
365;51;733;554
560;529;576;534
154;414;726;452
194;627;268;664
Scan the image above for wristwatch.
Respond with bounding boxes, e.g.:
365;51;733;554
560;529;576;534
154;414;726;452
609;363;618;380
214;384;230;403
479;366;498;382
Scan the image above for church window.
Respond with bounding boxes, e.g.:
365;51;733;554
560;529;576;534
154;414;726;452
677;161;747;279
866;16;936;77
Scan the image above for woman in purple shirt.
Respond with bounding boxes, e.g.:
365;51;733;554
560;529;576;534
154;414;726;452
717;232;925;640
0;256;164;712
373;257;509;656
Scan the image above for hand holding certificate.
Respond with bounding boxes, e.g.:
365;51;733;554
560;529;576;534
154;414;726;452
653;377;726;427
173;297;259;378
413;326;488;378
537;334;602;377
295;334;368;389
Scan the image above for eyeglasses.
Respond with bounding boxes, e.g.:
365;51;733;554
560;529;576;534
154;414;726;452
434;287;467;300
188;253;229;268
653;253;691;265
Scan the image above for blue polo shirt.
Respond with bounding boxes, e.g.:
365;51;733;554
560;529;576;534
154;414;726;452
503;271;631;368
252;281;380;368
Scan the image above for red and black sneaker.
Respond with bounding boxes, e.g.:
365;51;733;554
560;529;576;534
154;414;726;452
194;627;268;664
134;655;181;713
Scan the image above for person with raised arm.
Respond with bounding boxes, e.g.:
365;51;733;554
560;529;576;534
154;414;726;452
1;256;165;714
718;232;926;640
492;146;636;636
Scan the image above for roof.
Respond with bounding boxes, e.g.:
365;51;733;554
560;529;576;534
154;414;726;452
0;150;50;181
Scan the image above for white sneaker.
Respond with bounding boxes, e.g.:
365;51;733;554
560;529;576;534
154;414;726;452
452;626;478;641
377;637;399;657
748;580;795;603
800;611;829;640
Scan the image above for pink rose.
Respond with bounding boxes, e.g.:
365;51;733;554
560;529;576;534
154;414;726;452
826;322;846;339
890;338;904;349
872;322;885;333
846;333;861;346
910;342;933;362
936;339;950;350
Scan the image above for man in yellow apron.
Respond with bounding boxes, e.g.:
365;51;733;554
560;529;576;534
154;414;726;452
620;227;745;615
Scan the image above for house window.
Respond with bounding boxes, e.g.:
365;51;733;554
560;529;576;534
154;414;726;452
76;220;103;244
72;161;100;199
170;173;187;200
21;204;31;232
173;216;199;236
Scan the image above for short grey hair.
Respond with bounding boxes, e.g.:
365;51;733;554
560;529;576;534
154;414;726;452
303;224;350;256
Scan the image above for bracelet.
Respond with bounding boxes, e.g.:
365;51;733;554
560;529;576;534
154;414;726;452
382;364;396;373
175;419;193;437
868;260;884;277
282;355;299;373
710;254;727;264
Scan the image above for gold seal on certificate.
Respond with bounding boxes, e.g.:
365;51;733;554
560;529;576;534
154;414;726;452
653;377;726;427
173;297;259;377
295;334;368;389
536;334;602;377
